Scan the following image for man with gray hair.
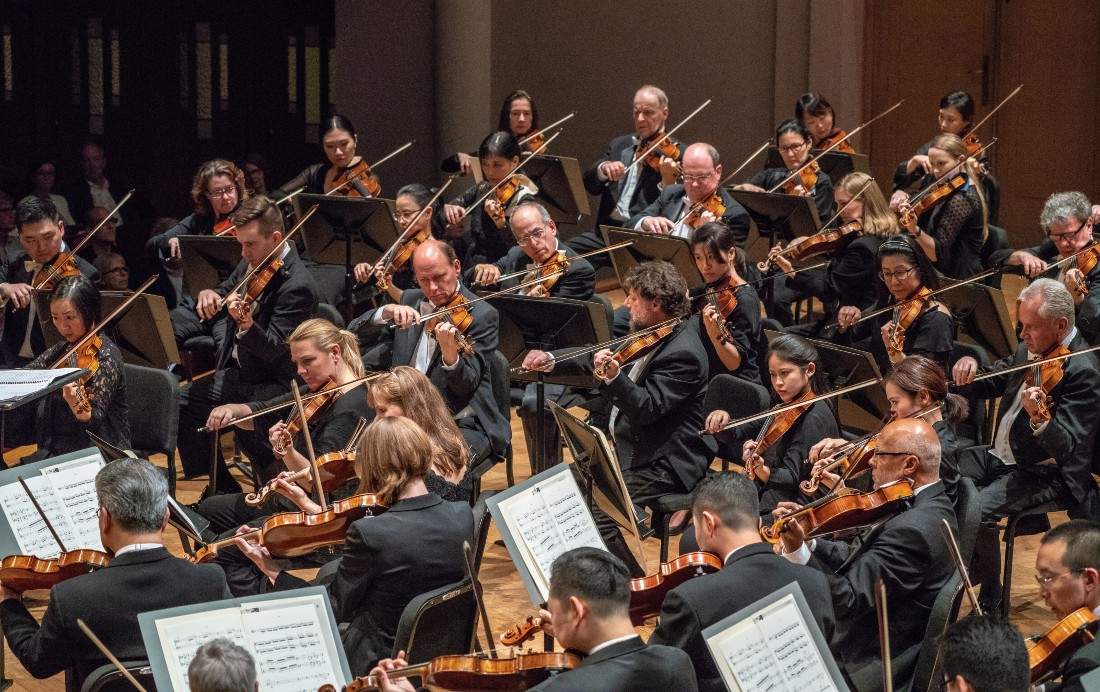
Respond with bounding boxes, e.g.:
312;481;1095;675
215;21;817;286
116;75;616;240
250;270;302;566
188;638;258;692
1001;191;1100;344
0;458;230;691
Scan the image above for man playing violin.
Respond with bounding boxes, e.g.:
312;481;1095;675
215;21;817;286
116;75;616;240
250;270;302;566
0;197;98;367
567;84;681;271
630;142;750;244
777;418;956;692
176;196;320;496
937;614;1029;692
350;239;509;466
1001;192;1100;345
0;458;230;692
649;473;834;692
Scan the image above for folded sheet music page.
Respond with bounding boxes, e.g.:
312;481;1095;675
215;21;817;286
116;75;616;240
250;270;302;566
0;451;104;557
0;368;81;402
156;592;345;691
707;591;841;692
495;466;605;602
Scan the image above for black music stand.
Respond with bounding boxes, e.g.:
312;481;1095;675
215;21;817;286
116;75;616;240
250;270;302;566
0;368;87;461
294;195;400;321
491;295;609;475
764;329;886;435
763;145;871;181
36;291;179;369
728;189;822;246
177;235;241;292
523;155;591;225
600;225;706;291
938;282;1017;361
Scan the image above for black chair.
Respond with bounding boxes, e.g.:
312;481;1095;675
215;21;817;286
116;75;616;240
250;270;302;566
908;573;965;692
647;492;694;563
999;499;1065;617
392;579;478;663
702;374;770;471
589;294;615;332
80;660;155;692
123;364;181;496
979;224;1010;289
472;349;514;488
315;301;346;328
178;334;216;381
472;490;495;572
954;477;982;568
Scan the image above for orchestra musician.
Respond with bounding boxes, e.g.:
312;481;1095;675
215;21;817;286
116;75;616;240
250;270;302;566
0;197;98;368
649;473;835;692
937;615;1029;692
0;458;230;692
777;418;957;692
796;92;856;153
567;84;681;271
1001;191;1100;345
230;416;473;676
76;206;121;265
441;89;540;175
629;142;751;244
271;114;379;198
891;90;976;198
349;239;509;466
175;196;320;495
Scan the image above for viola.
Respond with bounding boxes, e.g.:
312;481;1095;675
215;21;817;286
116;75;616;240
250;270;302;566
886;286;935;360
683;193;726;229
192;492;386;564
783;161;820;197
744;390;815;481
760;479;914;543
1028;607;1099;683
1026;344;1070;423
324;159;381;198
0;549;110;592
336;651;580;692
593;318;679;379
898;173;966;229
271;380;339;456
422;292;476;358
758;220;863;273
816;129;856;155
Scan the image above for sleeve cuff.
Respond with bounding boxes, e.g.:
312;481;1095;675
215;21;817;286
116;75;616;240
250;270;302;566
441;356;461;371
782;539;816;565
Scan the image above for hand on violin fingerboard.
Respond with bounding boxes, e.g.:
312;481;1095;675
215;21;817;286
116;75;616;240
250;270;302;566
227;296;254;331
593;349;620;382
433;322;462;365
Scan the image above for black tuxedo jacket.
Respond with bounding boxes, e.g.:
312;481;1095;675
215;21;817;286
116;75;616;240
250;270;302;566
530;635;697;691
583;134;683;229
810;482;957;692
466;243;595;301
650;543;836;692
1055;634;1100;692
0;250;99;366
0;547;229;692
357;285;510;456
211;246;319;384
959;332;1100;514
628;184;751;246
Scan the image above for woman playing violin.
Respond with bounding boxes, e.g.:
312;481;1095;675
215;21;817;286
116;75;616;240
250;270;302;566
892;90;976;198
443;131;537;267
690;222;762;385
20;276;129;459
199;318;370;534
441;89;540;175
704;334;838;511
368;366;471;502
796;92;856;154
230;416;473;675
272;114;380;199
353;184;446;303
897;133;989;279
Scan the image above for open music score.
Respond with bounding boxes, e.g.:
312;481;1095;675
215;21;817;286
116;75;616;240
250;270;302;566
0;452;104;557
0;368;83;404
488;464;606;604
704;583;848;692
148;590;346;692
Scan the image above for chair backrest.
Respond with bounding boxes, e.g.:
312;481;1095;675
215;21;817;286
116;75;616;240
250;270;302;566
472;490;495;573
909;572;965;692
487;349;512;420
392;579;478;663
80;660;155;692
315;301;346;328
588;294;615;332
948;341;992;447
954;477;982;568
123;363;179;455
703;374;771;460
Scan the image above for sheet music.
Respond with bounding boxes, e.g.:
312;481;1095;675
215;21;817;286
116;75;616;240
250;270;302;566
0;475;80;558
242;598;344;691
709;593;838;692
41;454;105;552
497;468;605;602
0;368;82;402
157;608;248;691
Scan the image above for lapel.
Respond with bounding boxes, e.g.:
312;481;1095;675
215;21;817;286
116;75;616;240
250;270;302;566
633;322;681;381
668;190;686;222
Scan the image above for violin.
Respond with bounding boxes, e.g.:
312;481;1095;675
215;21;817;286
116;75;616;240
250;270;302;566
423;293;476;357
1028;607;1099;683
523;131;545;152
324;158;381;198
66;334;103;416
758;220;863;273
212;216;235;237
336;651;580;691
271;380;339;456
683;193;726;229
816;129;856;155
696;278;738;345
1063;243;1100;299
0;549;110;593
898;173;966;229
191;492;386;564
783;161;820;197
484;174;537;228
1026;344;1070;423
31;253;82;291
800;434;877;496
635;135;681;174
593;318;679;379
744;390;815;481
248;418;367;508
886;286;935;360
520;251;568;298
760;479;914;543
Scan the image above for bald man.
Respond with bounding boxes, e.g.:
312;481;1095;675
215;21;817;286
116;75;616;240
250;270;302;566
629;143;750;244
351;240;509;465
778;418;957;692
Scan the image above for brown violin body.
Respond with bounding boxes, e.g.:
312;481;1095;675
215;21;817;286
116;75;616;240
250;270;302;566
31;253;82;291
245;450;358;508
628;551;723;624
0;549;110;592
484;174;536;228
636;135;680;173
816;129;856;154
376;224;432;290
425;293;476;357
699;278;738;345
761;479;914;543
783;161;820;196
886;286;935;360
521;251;569;298
325;159;380;198
63;333;103;416
758;220;863;273
899;173;966;228
342;651;580;692
272;380;339;455
594;319;678;379
213;216;236;237
1028;607;1098;683
1026;344;1070;423
684;193;726;229
745;390;815;480
1067;244;1100;297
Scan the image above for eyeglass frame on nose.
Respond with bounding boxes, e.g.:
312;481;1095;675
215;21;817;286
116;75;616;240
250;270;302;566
878;267;917;282
516;228;547;246
779;141;809;153
206;186;237;199
1047;219;1089;242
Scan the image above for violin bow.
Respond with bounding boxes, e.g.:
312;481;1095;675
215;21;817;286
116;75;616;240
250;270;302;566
414;271;565;324
365;177;456;285
511;316;683;375
36;189;135;290
326;140;415;197
215;186;307;237
50;274;159;369
17;476;68;553
486;241;635;286
940;518;982;616
875;578;894;692
290;380;328;512
905;139;998;209
760;179;877;272
195;373;383;432
965;84;1023;144
704;378;882;434
77;619;150;692
623;99;712;175
463;540;498;659
959;343;1100;385
769;100;903;193
463;132;560;216
216;204;319;310
518;112;576;147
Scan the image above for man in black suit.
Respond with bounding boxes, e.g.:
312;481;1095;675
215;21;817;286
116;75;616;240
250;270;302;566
778;418;957;692
351;239;509;464
0;458;230;692
0;196;98;367
467;200;595;469
650;473;835;692
1030;520;1100;692
629;142;751;246
524;261;715;573
567;85;682;271
937;615;1029;692
176;196;319;493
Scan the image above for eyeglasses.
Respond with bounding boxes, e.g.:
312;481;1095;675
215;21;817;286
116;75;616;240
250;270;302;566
872;449;914;458
681;172;714;184
878;267;917;282
516;228;546;246
392;209;422;222
1034;569;1083;586
779;142;809;153
1048;220;1088;241
104;266;129;275
206;186;237;199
